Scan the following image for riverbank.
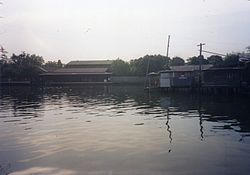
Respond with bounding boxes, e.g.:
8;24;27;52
0;81;31;86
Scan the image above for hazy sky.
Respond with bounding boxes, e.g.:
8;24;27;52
0;0;250;63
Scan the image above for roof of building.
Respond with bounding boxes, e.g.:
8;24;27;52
40;67;111;76
148;72;159;76
35;66;48;73
54;67;109;73
203;66;244;71
67;60;113;66
161;64;213;73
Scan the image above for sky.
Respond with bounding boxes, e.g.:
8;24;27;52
0;0;250;63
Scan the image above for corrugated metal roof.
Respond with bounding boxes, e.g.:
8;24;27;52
35;66;48;73
169;64;213;72
40;67;111;76
40;72;112;76
203;67;244;71
67;60;113;66
54;67;109;73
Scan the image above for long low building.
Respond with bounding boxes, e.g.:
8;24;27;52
202;67;244;87
148;64;250;91
40;60;113;85
159;65;213;88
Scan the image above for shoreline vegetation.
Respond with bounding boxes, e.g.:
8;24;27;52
0;46;250;84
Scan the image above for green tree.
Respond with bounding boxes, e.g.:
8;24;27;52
246;46;250;54
111;58;130;76
6;52;45;81
223;54;239;67
241;46;250;58
130;55;170;76
170;57;185;66
11;52;44;66
207;55;223;67
187;56;209;65
44;60;63;71
0;46;9;64
57;59;63;68
44;61;58;68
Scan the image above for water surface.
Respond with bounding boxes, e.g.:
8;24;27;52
0;86;250;175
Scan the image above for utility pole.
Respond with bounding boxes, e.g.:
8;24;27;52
197;43;205;140
197;43;205;88
166;35;170;58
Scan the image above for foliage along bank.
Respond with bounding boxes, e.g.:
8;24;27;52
1;46;250;81
0;52;62;83
111;46;250;76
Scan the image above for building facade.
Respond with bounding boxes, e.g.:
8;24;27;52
159;65;213;88
40;60;113;85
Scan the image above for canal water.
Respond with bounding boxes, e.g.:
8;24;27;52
0;86;250;175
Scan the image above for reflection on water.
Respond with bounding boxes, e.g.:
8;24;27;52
0;86;250;175
10;167;77;175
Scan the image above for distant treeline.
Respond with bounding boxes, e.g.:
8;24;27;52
0;52;62;81
112;46;250;76
0;46;250;81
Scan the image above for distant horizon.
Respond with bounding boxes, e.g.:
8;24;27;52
0;0;250;63
4;50;246;64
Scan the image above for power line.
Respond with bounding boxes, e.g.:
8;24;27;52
202;50;226;57
203;50;250;59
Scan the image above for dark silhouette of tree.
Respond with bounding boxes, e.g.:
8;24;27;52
44;60;63;71
11;52;44;66
130;55;170;75
0;46;8;64
241;46;250;58
111;58;130;76
187;56;209;65
170;57;185;66
207;55;223;67
57;59;63;68
246;46;250;54
44;61;59;68
1;52;44;81
223;54;240;67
